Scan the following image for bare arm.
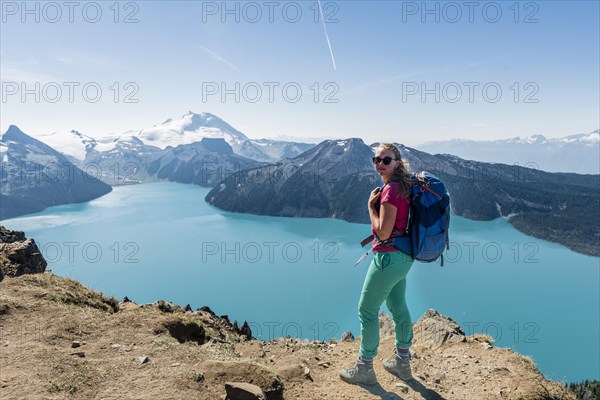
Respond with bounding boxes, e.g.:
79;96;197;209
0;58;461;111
368;188;398;240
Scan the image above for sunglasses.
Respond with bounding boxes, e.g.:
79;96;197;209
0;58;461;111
372;156;399;165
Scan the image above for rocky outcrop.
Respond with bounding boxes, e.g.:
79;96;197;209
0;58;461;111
233;320;253;340
413;308;467;348
0;226;46;280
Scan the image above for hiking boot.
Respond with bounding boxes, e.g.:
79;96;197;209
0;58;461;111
339;363;377;386
382;353;414;381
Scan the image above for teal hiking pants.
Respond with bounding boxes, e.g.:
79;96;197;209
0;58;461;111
358;251;414;358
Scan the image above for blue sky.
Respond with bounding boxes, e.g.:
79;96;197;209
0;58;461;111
1;0;599;146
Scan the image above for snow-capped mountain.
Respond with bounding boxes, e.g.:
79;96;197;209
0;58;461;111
416;130;600;174
136;111;313;162
0;123;264;214
52;129;261;187
138;111;248;150
24;129;165;185
83;135;164;185
0;126;112;219
27;129;147;163
20;112;315;186
28;112;315;164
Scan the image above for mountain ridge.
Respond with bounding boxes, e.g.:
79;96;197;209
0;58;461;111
416;130;600;174
22;112;315;164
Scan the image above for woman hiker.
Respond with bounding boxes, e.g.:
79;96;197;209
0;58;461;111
339;143;415;386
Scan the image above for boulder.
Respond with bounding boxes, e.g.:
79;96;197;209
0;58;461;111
224;382;265;400
156;300;181;313
340;331;355;342
414;309;466;348
0;226;47;281
203;360;284;400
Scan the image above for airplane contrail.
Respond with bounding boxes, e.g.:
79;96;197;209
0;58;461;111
317;0;337;70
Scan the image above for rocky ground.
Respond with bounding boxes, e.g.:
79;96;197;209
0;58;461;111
0;272;575;400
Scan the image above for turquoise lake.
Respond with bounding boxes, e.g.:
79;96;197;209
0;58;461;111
2;181;598;383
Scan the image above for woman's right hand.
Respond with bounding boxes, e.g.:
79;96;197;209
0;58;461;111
368;187;382;208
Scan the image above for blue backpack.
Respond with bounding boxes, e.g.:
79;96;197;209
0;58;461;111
360;171;451;266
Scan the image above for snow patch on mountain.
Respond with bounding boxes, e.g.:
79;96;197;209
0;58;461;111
560;131;600;144
137;111;247;150
32;130;97;161
93;131;140;153
1;144;8;162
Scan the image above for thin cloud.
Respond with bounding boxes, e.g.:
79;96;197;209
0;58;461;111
55;56;73;64
197;44;239;72
50;47;121;71
0;60;56;83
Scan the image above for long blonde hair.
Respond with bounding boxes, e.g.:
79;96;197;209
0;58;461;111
378;143;412;199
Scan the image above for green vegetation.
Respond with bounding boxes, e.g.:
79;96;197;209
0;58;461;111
567;379;600;399
435;156;600;257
